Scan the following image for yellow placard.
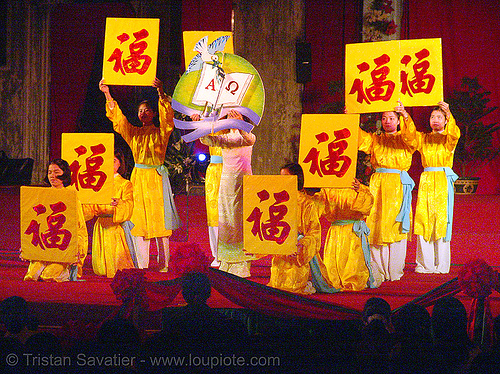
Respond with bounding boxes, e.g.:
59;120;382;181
243;175;297;255
345;38;443;113
102;17;159;86
20;187;79;263
400;38;443;107
299;114;359;188
61;133;114;205
183;31;233;71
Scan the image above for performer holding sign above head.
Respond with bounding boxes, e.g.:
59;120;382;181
399;101;460;274
199;110;256;278
99;78;180;272
357;102;418;284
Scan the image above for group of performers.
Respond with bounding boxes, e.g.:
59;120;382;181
22;78;460;296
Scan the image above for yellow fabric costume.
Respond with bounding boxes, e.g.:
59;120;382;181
24;191;88;282
106;98;175;239
83;174;135;278
268;191;322;294
409;114;460;241
205;146;223;227
358;121;418;245
315;185;374;291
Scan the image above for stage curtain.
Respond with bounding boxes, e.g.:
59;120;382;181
49;2;135;161
302;0;363;114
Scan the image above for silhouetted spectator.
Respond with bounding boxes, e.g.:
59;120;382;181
0;296;38;343
391;303;435;372
431;296;472;373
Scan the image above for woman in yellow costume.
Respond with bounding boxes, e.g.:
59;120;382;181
314;178;376;291
24;159;88;282
99;78;180;271
400;101;460;274
268;163;322;294
358;101;418;283
83;149;137;278
205;144;223;267
200;110;256;277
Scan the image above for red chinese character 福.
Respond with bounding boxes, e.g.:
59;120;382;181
24;201;72;251
246;189;291;244
107;29;152;76
69;143;107;192
400;48;435;97
303;129;352;178
349;54;396;104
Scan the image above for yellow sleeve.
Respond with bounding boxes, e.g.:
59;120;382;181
358;128;373;153
82;204;96;222
76;199;88;260
400;114;418;151
158;97;174;135
296;200;322;266
113;180;134;224
106;101;133;144
351;184;375;216
443;113;461;151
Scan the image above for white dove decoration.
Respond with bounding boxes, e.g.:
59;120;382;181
185;35;231;74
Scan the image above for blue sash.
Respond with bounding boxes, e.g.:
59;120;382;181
210;155;223;164
134;163;181;231
376;168;415;233
121;221;139;268
423;167;459;242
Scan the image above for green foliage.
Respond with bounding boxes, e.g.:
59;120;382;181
446;77;500;177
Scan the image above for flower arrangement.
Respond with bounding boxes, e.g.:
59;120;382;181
110;268;149;312
168;242;212;278
458;259;500;299
362;0;398;42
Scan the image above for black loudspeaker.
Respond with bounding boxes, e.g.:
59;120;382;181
296;42;312;83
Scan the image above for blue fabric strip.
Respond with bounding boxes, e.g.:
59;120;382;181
309;255;341;293
134;163;181;231
376;168;415;233
352;220;377;289
121;220;139;268
330;219;377;289
210;155;223;164
423;167;459;241
173;117;254;143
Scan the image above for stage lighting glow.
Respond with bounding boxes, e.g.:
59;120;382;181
197;153;207;162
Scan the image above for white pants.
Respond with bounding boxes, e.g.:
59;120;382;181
135;236;170;270
370;239;407;281
208;226;220;267
415;236;450;274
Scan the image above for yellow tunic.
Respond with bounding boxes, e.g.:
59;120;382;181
358;121;417;245
83;174;135;278
316;185;374;291
24;191;88;282
205;146;222;227
106;98;174;239
268;191;322;294
411;115;460;241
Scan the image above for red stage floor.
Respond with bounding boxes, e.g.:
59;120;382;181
1;187;500;330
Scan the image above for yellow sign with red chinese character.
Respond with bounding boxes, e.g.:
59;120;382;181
345;38;443;113
20;186;79;263
183;31;233;71
243;175;297;255
61;133;114;204
299;114;359;188
102;17;159;86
